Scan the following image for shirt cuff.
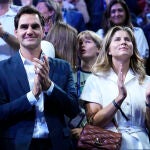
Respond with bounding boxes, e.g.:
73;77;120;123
44;81;54;95
27;91;37;106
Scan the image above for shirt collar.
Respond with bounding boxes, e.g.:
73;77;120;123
19;50;45;65
107;68;136;84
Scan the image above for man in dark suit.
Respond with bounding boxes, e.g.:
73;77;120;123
0;5;79;150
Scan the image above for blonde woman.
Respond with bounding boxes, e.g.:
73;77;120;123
81;26;150;149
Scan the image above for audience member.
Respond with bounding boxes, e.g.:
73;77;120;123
54;0;86;32
143;0;150;75
125;0;144;16
36;0;63;35
80;26;150;149
137;0;150;27
70;30;102;149
0;5;79;150
12;0;38;6
46;21;78;71
0;0;21;61
97;0;149;61
85;0;105;32
73;30;102;97
63;0;90;24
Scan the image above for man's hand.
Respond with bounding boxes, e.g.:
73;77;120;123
32;74;42;99
33;55;51;91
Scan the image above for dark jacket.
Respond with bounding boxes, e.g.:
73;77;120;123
0;52;79;150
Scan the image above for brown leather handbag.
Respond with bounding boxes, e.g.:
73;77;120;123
77;124;122;150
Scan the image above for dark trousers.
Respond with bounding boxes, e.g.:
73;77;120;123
29;138;52;150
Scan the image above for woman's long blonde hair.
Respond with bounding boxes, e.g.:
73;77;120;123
92;26;146;84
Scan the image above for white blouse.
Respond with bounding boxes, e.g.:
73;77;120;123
80;69;150;149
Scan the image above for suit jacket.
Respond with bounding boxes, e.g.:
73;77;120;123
0;52;79;150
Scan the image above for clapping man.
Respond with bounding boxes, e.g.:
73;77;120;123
0;5;79;150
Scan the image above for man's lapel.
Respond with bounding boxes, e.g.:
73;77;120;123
12;53;30;93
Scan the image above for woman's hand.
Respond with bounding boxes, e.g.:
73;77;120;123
117;64;127;101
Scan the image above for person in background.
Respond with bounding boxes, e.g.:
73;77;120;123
63;0;90;24
137;0;150;27
73;30;102;97
70;30;102;149
46;21;78;72
54;0;86;32
0;0;21;61
36;0;63;35
143;0;150;75
12;0;38;6
81;26;150;149
97;0;149;61
85;0;105;32
0;5;79;150
0;0;55;61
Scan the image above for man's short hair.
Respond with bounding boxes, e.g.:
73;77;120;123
14;5;45;29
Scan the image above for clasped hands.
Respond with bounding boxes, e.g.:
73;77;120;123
32;55;51;99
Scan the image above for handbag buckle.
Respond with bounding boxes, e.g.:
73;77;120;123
94;137;102;146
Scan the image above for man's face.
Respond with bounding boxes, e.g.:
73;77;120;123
15;14;44;50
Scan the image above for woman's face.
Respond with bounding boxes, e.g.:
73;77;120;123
108;30;133;60
109;3;126;25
